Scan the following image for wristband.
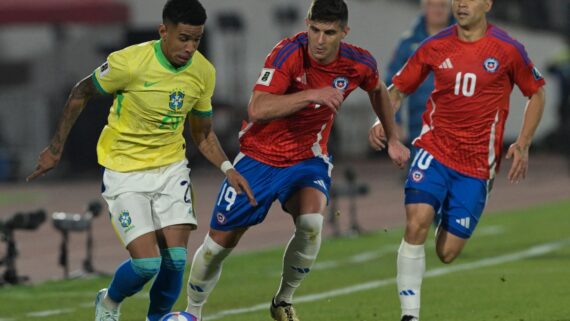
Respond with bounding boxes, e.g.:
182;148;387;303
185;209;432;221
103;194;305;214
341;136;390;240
220;160;234;174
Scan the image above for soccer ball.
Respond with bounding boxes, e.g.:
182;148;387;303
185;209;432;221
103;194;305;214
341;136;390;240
159;311;198;321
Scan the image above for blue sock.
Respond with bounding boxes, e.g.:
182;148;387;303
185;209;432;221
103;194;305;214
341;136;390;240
147;247;188;321
107;257;162;303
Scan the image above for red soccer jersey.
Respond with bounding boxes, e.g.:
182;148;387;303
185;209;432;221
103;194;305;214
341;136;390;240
239;32;380;167
393;24;545;179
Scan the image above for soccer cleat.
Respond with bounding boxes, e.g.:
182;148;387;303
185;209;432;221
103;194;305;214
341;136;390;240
95;288;120;321
270;298;299;321
401;315;419;321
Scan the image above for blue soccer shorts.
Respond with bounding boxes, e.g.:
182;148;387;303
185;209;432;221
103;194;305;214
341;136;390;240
404;148;493;239
210;153;332;231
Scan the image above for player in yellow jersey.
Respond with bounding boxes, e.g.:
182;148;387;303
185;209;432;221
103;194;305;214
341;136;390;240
27;1;256;321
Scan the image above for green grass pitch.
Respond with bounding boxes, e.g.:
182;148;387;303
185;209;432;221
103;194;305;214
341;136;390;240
1;200;569;321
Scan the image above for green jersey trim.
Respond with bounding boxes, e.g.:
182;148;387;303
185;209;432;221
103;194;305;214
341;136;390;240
154;40;193;73
91;72;110;95
116;91;125;118
190;109;213;117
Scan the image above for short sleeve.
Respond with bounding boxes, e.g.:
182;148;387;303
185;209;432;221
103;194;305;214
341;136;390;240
392;45;431;95
92;50;131;95
191;67;215;117
252;39;296;94
359;65;380;92
511;47;545;98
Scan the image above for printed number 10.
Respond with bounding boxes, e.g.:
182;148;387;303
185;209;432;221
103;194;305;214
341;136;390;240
454;72;477;97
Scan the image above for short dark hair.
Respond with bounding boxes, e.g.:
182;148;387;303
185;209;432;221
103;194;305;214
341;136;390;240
307;0;348;27
162;0;207;26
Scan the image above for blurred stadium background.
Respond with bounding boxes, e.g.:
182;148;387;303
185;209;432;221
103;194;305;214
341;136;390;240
0;0;569;319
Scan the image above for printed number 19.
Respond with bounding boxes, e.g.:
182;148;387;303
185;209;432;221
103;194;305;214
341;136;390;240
217;183;237;211
454;72;477;97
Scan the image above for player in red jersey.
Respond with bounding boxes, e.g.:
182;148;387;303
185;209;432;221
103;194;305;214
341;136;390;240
185;1;409;320
369;1;545;320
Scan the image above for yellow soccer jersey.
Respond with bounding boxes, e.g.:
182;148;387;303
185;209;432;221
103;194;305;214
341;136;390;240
92;40;214;172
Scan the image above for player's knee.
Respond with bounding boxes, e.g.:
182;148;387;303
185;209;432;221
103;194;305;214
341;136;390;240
295;213;323;241
199;234;233;265
436;248;459;264
404;221;430;244
161;247;187;272
130;257;162;279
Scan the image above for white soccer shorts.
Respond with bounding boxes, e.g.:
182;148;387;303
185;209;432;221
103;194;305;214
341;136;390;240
102;159;197;246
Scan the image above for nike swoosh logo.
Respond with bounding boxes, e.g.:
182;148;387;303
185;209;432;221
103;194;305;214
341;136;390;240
144;81;160;87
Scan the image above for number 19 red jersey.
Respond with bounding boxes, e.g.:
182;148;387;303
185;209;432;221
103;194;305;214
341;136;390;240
239;32;380;167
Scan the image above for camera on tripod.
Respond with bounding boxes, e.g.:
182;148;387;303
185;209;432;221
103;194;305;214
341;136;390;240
52;201;104;278
0;209;46;286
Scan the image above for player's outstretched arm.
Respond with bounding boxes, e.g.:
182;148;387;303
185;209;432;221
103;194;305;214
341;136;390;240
27;75;100;181
188;114;257;206
367;81;410;169
368;84;407;151
506;87;546;183
248;87;344;123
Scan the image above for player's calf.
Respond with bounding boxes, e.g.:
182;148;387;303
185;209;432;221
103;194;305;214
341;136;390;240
186;234;233;319
435;229;468;264
274;213;323;304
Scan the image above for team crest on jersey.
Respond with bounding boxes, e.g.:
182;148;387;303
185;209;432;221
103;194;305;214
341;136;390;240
333;76;349;91
118;210;132;228
532;66;543;80
169;90;185;110
216;212;227;225
483;58;499;73
411;170;424;183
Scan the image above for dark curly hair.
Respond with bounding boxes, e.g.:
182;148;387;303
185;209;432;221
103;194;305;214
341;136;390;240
162;0;207;26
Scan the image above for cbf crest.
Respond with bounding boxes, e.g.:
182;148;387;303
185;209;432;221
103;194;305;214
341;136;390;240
118;210;132;228
333;76;349;91
483;58;499;73
169;90;185;111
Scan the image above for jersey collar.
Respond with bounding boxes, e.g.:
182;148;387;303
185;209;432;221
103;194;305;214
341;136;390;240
154;40;193;73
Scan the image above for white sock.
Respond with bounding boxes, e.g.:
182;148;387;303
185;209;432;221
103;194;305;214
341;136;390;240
397;239;425;318
186;234;232;318
275;213;323;304
103;293;120;310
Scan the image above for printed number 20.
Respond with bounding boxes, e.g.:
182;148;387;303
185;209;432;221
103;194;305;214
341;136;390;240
454;72;477;97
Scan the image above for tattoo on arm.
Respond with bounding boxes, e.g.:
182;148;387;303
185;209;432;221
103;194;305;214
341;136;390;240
189;115;228;166
50;75;99;154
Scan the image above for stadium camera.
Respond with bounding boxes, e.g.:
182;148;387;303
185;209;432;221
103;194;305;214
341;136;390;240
0;210;46;231
52;201;104;278
0;209;47;286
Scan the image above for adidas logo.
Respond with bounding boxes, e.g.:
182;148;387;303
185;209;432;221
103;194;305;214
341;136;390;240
313;179;327;190
456;217;471;229
399;289;416;296
438;58;454;69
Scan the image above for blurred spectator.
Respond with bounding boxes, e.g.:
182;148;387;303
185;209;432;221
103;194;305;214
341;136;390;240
545;36;570;159
384;0;453;157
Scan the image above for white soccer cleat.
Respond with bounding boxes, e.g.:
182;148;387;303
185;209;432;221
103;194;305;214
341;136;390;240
95;288;120;321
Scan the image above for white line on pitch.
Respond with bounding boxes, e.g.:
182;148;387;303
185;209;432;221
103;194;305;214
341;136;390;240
204;239;569;320
26;309;75;317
